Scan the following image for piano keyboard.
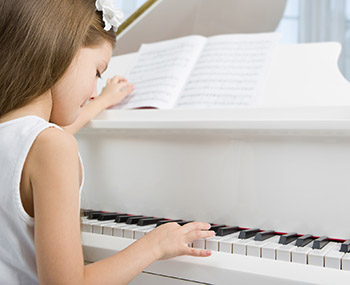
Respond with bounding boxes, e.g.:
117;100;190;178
81;210;350;285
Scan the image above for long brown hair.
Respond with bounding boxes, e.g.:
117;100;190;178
0;0;116;117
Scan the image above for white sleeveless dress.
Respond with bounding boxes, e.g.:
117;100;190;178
0;116;83;284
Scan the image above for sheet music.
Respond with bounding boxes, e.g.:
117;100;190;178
176;33;280;108
115;36;206;109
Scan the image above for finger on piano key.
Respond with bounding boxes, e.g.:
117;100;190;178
325;244;345;269
247;235;280;257
308;242;338;267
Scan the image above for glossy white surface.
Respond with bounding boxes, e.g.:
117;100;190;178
82;232;350;285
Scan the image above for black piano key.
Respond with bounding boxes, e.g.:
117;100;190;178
137;217;164;226
115;215;143;223
340;239;350;253
87;211;103;219
254;230;276;241
126;216;150;224
98;213;126;221
296;234;314;247
238;228;260;239
81;209;93;216
209;224;226;233
312;236;329;250
279;232;298;245
177;221;193;226
216;226;240;237
156;219;183;227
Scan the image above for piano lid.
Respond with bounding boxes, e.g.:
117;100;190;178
115;0;287;55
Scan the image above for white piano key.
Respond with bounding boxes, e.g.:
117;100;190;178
205;237;221;251
113;223;129;237
324;244;344;270
102;223;116;236
193;239;205;250
92;221;117;234
262;241;284;260
291;241;313;264
342;253;350;271
205;234;237;251
246;236;280;258
123;225;142;239
134;225;156;240
232;237;255;255
218;233;240;253
276;241;298;262
308;242;337;267
81;218;100;233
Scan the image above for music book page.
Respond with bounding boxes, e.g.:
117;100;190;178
114;33;280;110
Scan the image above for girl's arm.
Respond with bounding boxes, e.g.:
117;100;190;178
29;128;214;284
63;76;134;135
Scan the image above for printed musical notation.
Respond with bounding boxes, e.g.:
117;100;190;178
114;33;280;109
117;36;206;109
177;34;279;108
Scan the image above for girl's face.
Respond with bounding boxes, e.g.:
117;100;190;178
50;40;113;126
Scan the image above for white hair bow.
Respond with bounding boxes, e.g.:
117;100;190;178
95;0;124;32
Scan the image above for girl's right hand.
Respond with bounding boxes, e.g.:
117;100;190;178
142;222;215;260
97;75;134;109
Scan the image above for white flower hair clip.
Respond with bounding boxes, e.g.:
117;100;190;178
95;0;124;32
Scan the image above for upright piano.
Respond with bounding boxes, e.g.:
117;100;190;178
78;1;350;284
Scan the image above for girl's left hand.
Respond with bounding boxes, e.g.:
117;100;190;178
97;75;134;108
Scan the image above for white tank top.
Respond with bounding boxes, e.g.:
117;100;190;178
0;115;84;284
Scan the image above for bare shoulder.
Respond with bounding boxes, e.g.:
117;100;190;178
27;127;79;177
31;127;78;158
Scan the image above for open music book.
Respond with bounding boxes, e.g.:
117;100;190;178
113;33;280;109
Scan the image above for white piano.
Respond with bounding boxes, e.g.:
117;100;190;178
77;1;350;284
78;41;350;284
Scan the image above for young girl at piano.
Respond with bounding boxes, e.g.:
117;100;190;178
0;0;215;284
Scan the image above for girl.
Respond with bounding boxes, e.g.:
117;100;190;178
0;0;214;284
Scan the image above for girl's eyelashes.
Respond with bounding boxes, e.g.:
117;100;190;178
96;70;102;79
